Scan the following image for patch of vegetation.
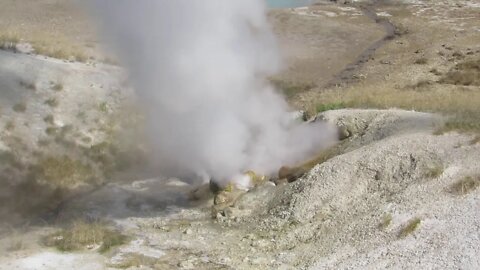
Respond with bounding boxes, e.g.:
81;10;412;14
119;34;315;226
316;102;346;113
424;163;444;179
60;124;74;135
439;58;480;86
12;102;27;113
33;44;88;63
308;78;480;134
429;68;442;76
43;114;55;125
31;155;95;187
471;135;480;145
44;98;59;108
414;57;428;65
378;213;392;230
271;79;317;98
435;114;480;135
0;33;19;52
5;120;15;131
440;71;479;86
19;80;37;91
98;102;109;113
81;136;92;144
413;80;433;89
43;220;128;253
52;82;64;92
447;175;480;196
82;141;122;177
73;53;88;63
398;217;421;238
452;51;465;60
45;126;58;136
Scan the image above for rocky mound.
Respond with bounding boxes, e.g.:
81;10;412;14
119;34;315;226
4;109;477;270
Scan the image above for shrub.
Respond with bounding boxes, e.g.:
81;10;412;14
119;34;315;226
31;155;95;187
424;163;444;178
12;103;27;113
0;33;19;52
43;114;55;124
44;98;59;108
447;175;480;195
414;57;428;65
19;80;37;90
52;83;63;92
378;213;392;230
5;121;15;131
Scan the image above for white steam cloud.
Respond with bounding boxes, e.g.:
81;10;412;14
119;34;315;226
88;1;335;185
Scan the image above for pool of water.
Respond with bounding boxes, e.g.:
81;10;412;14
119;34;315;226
267;0;314;8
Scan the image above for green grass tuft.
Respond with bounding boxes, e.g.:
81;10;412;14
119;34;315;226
52;83;64;92
316;102;346;113
398;217;421;238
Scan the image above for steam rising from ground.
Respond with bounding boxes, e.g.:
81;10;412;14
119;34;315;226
90;1;335;185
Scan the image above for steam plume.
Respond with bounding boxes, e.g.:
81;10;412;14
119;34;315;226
89;0;335;185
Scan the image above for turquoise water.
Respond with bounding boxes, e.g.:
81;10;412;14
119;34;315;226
267;0;314;8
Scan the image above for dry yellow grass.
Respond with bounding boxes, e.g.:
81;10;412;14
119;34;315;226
32;156;95;188
43;220;127;253
0;29;89;62
0;32;20;51
32;41;88;62
300;83;480;133
424;163;444;179
447;175;480;196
